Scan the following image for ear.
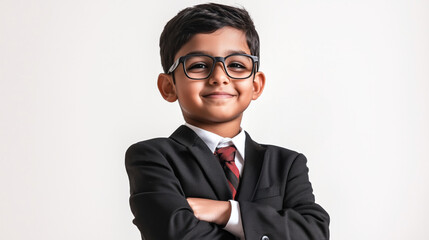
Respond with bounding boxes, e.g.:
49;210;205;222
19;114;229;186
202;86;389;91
252;71;266;100
157;73;178;102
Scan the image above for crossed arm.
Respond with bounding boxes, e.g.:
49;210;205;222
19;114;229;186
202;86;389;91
186;198;231;226
126;142;329;240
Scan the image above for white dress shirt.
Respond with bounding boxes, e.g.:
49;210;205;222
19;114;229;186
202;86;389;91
185;123;245;240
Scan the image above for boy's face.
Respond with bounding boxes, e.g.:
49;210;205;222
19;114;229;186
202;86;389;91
158;27;265;129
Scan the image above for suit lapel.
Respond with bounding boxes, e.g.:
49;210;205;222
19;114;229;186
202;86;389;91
235;132;266;201
170;125;231;200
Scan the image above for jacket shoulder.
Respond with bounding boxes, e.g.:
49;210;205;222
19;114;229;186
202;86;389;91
127;137;174;150
257;142;303;160
245;132;302;160
125;137;181;163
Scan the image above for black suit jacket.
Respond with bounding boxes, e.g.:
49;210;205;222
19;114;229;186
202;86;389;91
126;125;329;240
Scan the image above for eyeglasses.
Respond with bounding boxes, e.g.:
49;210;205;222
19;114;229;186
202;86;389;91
167;53;259;80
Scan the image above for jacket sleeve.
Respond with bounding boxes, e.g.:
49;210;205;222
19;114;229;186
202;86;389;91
239;153;330;240
125;141;236;240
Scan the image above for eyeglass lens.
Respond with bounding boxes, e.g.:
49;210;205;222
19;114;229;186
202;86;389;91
184;55;254;79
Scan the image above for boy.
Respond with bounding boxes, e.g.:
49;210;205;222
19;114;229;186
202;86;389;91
126;3;329;240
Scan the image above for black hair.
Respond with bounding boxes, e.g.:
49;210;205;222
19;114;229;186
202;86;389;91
159;3;260;73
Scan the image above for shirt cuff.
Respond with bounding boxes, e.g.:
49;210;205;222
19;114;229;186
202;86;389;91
223;200;245;240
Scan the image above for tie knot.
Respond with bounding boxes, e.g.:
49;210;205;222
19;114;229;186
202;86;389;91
215;145;237;163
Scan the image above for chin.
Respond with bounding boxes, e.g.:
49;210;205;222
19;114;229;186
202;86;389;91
209;114;243;124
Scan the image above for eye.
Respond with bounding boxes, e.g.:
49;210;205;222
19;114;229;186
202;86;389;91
187;62;209;72
227;62;247;71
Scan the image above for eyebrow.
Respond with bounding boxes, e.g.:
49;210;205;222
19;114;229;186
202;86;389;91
184;50;249;56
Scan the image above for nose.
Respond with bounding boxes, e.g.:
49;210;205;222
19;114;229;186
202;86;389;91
208;62;230;85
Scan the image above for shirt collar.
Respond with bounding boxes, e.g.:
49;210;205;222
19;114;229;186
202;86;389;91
184;123;246;160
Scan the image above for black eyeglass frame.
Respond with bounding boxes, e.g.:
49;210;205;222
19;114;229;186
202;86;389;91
167;53;259;80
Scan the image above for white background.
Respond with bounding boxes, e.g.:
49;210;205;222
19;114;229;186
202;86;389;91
1;0;428;239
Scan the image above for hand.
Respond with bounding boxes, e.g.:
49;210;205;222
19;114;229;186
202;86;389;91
187;198;232;226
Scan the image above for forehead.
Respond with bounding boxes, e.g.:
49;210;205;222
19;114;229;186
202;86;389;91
175;27;250;59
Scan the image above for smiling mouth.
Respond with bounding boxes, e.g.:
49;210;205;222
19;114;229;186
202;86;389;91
203;92;236;99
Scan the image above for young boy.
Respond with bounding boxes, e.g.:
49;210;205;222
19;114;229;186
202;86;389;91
126;3;329;240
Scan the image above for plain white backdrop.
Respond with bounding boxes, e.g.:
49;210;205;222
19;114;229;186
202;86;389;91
1;0;428;239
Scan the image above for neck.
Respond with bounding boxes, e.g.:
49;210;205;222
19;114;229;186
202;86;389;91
185;117;242;138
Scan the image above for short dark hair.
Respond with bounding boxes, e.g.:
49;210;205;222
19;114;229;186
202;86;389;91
159;3;260;73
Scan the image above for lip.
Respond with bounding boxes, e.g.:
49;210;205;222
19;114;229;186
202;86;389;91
202;91;236;99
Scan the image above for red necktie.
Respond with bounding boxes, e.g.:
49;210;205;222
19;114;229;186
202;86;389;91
215;145;240;199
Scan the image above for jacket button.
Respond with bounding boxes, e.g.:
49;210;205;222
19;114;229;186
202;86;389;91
261;236;269;240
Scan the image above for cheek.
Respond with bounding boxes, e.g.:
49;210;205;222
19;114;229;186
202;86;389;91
175;75;198;95
183;83;203;95
236;83;255;97
176;82;204;103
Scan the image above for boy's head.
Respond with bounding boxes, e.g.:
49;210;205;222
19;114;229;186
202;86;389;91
157;3;265;137
159;3;260;74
